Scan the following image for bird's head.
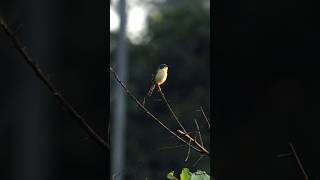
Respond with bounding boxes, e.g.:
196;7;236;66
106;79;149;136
159;64;169;70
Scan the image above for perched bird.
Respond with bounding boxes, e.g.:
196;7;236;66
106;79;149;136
147;64;169;97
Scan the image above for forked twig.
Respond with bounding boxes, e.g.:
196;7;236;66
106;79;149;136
110;67;209;155
0;16;109;149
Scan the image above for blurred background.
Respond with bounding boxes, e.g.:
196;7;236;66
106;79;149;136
110;0;210;179
0;0;107;180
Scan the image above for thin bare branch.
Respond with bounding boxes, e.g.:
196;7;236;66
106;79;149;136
0;16;109;149
200;106;211;128
158;87;187;133
289;142;310;180
110;66;209;155
194;119;204;146
185;139;192;162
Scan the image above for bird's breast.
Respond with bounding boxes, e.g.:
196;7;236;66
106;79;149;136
155;69;168;85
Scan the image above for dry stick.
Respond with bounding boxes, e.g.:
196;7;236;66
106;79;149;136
110;67;209;155
200;106;211;128
289;143;310;180
158;88;187;133
0;16;109;149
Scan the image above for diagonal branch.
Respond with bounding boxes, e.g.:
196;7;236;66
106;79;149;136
289;142;310;180
0;16;109;149
157;88;209;155
194;119;204;146
200;106;211;128
110;66;209;155
158;88;187;133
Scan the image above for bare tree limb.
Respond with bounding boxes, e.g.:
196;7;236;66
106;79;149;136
0;16;109;149
110;66;209;155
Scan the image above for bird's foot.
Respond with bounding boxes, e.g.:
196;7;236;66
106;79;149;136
156;84;161;91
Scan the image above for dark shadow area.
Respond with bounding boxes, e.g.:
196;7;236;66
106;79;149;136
214;0;320;179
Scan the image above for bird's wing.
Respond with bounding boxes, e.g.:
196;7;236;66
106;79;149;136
151;70;157;83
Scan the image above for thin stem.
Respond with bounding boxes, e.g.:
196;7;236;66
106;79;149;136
0;16;109;149
110;67;209;155
289;143;310;180
158;88;187;133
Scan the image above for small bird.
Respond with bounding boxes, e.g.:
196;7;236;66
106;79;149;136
142;64;169;105
147;64;169;97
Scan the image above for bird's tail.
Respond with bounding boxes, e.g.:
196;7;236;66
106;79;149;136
142;84;155;106
147;84;155;97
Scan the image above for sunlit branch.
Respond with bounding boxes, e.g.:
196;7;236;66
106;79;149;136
110;66;209;155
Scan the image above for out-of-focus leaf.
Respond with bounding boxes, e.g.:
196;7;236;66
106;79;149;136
167;171;178;180
190;170;210;180
180;168;191;180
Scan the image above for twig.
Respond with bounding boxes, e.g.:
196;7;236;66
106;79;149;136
289;142;310;180
0;16;109;149
200;106;211;128
158;88;187;133
192;155;205;167
158;144;187;151
110;67;209;155
194;119;204;146
277;153;292;158
185;139;192;162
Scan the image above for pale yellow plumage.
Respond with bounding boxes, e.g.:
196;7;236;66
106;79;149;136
154;66;168;85
146;65;168;97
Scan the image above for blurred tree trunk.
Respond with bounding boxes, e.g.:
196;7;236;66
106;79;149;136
10;0;57;180
111;0;128;179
